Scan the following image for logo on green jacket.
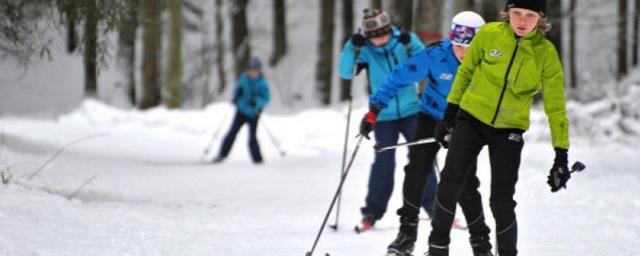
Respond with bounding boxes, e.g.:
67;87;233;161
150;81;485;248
490;49;503;57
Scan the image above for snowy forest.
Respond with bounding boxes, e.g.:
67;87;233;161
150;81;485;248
1;0;640;256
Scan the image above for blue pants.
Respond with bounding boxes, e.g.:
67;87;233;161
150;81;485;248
218;111;263;162
361;114;437;220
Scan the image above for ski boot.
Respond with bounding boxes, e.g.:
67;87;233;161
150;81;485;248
387;232;416;255
470;235;493;256
386;217;418;255
212;156;225;163
355;214;376;233
424;244;448;256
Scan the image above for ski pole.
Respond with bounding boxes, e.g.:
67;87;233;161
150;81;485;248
260;118;286;157
374;137;437;152
203;111;230;155
305;136;364;256
330;45;362;231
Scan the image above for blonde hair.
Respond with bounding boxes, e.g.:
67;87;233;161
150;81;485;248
500;11;552;33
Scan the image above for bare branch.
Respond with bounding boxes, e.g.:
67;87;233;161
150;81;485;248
27;133;108;181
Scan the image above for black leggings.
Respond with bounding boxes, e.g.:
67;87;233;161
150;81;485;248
397;113;490;244
429;110;524;256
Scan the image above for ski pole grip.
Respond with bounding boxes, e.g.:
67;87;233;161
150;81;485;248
570;161;585;173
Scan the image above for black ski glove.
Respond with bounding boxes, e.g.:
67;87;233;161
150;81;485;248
434;104;459;149
359;104;381;140
547;148;570;192
351;33;366;47
398;30;411;45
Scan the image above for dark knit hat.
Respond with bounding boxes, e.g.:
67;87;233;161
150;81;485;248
248;57;262;70
362;9;392;38
506;0;547;17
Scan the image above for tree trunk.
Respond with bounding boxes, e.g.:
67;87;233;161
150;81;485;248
480;0;503;22
141;0;162;109
618;0;628;80
453;0;475;13
369;0;382;10
117;0;138;106
340;0;354;101
230;0;251;78
270;0;287;66
547;0;562;57
389;0;413;30
66;17;77;53
414;0;443;44
569;0;577;88
166;0;183;108
84;0;98;98
633;0;639;66
59;1;78;53
315;0;336;105
215;0;227;95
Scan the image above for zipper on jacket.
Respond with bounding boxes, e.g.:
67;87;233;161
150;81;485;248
384;49;403;119
490;38;521;126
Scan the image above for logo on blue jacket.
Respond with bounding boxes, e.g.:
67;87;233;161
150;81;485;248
439;73;453;81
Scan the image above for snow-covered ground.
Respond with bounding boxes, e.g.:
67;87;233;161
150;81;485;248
1;100;639;256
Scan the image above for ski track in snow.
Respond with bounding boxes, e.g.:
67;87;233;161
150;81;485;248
0;101;639;256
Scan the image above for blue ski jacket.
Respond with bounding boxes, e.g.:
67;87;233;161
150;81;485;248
370;38;460;121
233;72;270;118
339;26;424;122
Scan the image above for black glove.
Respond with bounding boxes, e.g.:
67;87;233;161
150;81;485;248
359;104;381;140
233;88;243;105
351;33;365;47
434;104;459;149
356;62;368;76
547;148;570;192
398;30;411;45
250;99;256;107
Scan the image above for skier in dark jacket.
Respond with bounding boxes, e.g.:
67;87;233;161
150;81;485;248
338;8;429;230
361;11;494;256
213;57;270;164
426;1;571;255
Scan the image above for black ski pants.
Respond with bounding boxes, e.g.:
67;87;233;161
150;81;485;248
218;111;263;162
398;113;490;241
429;110;524;256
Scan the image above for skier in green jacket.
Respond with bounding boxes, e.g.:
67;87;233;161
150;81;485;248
426;1;571;255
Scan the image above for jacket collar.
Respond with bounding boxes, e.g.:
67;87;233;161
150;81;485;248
500;22;542;42
366;26;403;53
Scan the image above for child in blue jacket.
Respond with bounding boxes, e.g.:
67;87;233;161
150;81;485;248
338;9;429;230
214;57;270;164
360;12;494;256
